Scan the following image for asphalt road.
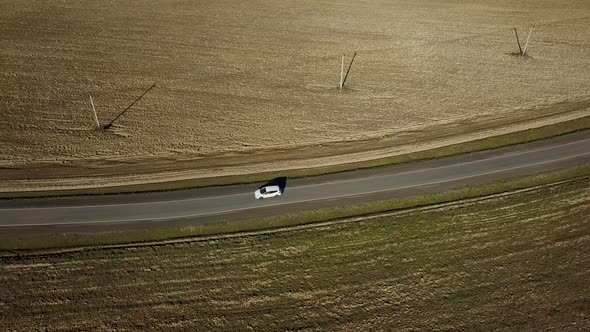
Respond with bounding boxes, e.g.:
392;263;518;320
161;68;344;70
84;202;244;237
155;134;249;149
1;131;590;236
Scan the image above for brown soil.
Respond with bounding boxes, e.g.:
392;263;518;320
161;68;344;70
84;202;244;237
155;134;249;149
1;0;590;191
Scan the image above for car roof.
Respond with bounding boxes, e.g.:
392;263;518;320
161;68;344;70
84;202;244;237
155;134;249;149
263;185;280;191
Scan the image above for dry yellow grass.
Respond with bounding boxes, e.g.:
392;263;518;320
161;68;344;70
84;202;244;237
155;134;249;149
1;0;589;172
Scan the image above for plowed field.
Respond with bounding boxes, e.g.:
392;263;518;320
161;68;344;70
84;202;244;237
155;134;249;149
1;178;589;330
1;0;590;180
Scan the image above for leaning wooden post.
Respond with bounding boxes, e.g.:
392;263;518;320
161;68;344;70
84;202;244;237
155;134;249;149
339;54;344;91
342;52;357;89
513;28;523;55
89;95;100;128
522;27;533;56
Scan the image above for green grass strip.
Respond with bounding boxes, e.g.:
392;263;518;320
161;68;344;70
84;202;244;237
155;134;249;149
3;163;590;254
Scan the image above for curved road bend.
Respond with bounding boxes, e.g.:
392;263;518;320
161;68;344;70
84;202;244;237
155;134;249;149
1;130;590;236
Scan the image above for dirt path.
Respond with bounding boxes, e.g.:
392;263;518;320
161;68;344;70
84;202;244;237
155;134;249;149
1;98;589;193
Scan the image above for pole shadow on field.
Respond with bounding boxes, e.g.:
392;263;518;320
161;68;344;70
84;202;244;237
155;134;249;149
259;177;288;194
103;84;156;130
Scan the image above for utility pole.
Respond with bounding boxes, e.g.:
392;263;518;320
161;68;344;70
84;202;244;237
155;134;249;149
342;52;357;89
522;27;533;56
339;55;344;91
89;95;100;128
513;28;523;55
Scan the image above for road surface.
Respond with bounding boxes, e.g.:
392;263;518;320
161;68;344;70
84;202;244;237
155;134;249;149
1;131;589;236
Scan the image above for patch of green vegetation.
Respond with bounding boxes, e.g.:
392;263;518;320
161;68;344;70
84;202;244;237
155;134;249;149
3;164;590;253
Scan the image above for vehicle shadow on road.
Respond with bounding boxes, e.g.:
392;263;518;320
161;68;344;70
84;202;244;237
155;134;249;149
260;177;287;193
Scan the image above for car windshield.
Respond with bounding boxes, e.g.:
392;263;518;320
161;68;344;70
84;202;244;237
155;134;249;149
260;188;267;194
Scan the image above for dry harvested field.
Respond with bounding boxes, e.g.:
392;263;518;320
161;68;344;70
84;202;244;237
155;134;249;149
1;178;589;330
1;0;590;188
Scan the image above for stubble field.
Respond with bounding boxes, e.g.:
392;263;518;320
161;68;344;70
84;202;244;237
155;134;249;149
1;178;589;330
1;0;590;183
